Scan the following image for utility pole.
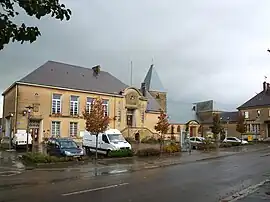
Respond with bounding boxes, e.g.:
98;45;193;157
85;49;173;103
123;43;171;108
25;105;33;152
130;61;133;86
7;113;14;151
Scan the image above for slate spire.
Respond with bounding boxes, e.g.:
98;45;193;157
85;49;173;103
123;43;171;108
143;64;165;92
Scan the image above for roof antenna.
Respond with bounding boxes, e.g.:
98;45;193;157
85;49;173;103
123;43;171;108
130;61;133;86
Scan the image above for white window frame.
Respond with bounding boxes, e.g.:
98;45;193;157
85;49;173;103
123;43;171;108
102;100;109;116
244;111;249;119
69;122;78;137
51;121;61;137
86;97;93;114
70;96;79;116
52;94;62;114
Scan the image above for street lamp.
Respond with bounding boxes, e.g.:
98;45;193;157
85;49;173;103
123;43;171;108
25;105;33;152
226;117;230;138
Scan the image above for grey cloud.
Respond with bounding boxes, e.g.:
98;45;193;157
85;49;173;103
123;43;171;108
1;0;270;118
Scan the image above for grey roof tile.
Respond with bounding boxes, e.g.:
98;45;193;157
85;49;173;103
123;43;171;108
19;61;128;95
238;91;270;109
145;90;161;112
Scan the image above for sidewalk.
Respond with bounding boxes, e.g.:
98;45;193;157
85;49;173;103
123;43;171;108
0;144;269;189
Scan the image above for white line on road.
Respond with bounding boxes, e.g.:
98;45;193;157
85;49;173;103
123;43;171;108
61;182;129;196
220;179;270;202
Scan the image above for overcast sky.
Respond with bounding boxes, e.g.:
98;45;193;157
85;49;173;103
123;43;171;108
1;0;270;117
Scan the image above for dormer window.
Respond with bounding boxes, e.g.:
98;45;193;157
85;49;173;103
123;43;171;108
244;111;249;119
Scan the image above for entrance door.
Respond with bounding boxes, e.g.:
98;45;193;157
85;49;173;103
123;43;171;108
126;109;134;127
29;120;40;143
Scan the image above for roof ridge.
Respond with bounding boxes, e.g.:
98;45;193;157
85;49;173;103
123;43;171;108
46;60;108;73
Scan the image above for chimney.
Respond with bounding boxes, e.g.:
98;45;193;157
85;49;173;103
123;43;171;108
263;81;267;92
141;82;146;96
92;65;100;77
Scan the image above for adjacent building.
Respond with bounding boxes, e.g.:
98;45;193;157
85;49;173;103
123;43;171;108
237;81;270;139
1;61;167;143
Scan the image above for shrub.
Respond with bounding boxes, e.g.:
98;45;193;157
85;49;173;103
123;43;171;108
21;152;68;164
125;137;137;144
136;148;160;157
197;139;216;150
141;137;159;144
219;142;233;148
163;142;180;153
108;149;133;158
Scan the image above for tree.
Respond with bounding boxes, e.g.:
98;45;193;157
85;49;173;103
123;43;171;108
236;112;247;141
0;0;71;50
154;110;170;154
83;97;110;160
211;113;223;146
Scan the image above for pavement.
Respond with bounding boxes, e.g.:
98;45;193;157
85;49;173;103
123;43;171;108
0;145;270;201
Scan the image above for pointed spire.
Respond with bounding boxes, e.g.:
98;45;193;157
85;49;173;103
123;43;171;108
143;63;165;92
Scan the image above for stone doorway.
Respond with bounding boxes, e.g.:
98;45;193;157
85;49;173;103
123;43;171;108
127;109;135;127
29;120;40;143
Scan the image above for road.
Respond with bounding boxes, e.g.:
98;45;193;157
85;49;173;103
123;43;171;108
1;148;270;202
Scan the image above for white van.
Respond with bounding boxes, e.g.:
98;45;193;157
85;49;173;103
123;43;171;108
12;133;32;148
82;129;132;155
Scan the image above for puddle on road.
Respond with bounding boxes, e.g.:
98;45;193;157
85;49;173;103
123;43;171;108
0;170;21;177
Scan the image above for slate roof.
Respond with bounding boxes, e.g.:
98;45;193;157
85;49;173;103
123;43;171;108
199;111;239;124
238;91;270;109
18;61;128;95
145;91;161;112
143;64;166;92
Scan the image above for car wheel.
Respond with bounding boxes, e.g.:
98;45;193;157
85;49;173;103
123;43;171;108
106;150;111;157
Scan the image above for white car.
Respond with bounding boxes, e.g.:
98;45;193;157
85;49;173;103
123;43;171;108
223;137;248;145
189;137;205;149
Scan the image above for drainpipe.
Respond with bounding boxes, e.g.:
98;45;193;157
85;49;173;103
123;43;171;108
14;84;18;134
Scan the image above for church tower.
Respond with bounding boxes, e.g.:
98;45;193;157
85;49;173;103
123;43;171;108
143;64;167;112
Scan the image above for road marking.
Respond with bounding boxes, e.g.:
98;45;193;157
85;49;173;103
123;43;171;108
220;179;270;202
61;182;129;196
0;170;21;177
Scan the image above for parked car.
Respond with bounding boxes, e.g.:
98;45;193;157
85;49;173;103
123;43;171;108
82;129;132;156
223;137;248;145
189;137;205;149
12;133;32;149
47;138;84;159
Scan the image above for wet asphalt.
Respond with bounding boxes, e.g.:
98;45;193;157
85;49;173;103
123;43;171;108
1;148;270;202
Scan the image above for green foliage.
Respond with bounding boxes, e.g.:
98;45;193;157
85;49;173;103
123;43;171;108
141;137;159;144
163;142;180;153
107;149;133;158
197;139;216;150
236;113;247;134
0;0;72;50
21;152;68;164
136;148;161;157
211;114;223;140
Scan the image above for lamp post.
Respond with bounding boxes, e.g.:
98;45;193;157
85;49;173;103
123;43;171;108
226;117;230;138
25;105;33;152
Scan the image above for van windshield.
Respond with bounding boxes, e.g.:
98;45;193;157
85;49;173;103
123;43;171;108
107;134;125;142
60;141;77;149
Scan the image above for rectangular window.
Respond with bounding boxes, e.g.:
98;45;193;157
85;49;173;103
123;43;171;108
103;99;109;116
244;111;249;119
52;94;62;114
51;121;60;137
257;110;260;117
69;122;78;137
268;109;270;117
86;97;93;114
70;96;79;116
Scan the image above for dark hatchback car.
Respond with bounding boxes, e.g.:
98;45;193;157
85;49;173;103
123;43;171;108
47;138;84;159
